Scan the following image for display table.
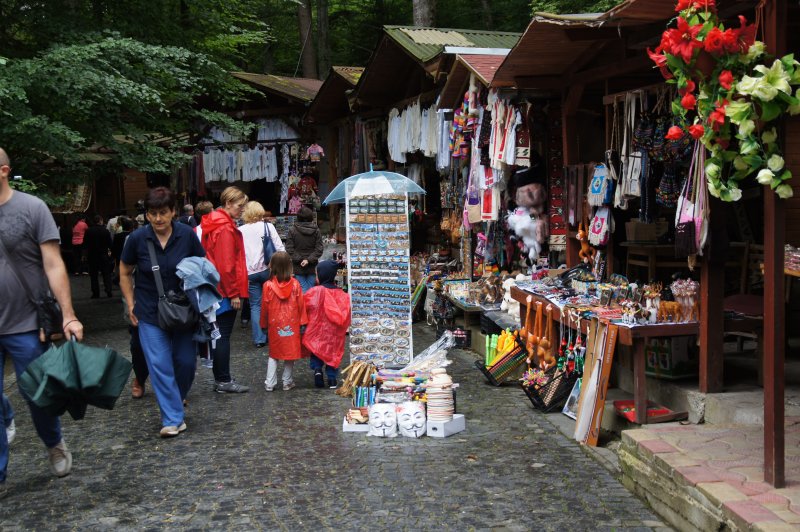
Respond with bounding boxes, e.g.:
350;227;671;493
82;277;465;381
444;294;483;329
510;285;698;424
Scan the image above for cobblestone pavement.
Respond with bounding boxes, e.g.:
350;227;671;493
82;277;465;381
0;277;669;530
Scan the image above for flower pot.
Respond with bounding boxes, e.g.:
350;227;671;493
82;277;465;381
694;50;716;80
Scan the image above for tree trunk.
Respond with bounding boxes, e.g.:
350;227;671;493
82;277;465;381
412;0;435;27
317;0;330;79
297;1;318;79
480;0;494;29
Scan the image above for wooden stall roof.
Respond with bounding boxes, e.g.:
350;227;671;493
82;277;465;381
439;52;509;109
353;26;520;109
231;72;323;104
306;66;364;125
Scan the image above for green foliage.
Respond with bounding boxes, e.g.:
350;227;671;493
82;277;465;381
529;0;619;15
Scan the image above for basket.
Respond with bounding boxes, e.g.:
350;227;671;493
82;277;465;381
521;368;580;413
474;344;527;386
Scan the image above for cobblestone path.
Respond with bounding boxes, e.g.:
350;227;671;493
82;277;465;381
0;277;668;530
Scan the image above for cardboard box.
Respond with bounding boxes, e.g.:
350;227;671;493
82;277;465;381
426;413;465;438
342;417;370;433
625;220;668;242
644;337;698;379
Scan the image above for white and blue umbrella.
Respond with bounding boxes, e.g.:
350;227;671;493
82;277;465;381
323;168;426;205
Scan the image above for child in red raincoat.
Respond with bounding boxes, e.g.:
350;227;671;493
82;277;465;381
303;260;351;389
260;252;307;391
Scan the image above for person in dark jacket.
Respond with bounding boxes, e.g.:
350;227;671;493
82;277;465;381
84;214;113;298
285;206;323;293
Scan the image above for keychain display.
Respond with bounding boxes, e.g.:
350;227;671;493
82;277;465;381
346;193;413;368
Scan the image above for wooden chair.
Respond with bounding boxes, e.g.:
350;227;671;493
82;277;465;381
723;242;765;381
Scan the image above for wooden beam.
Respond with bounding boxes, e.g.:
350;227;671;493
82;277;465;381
764;0;787;489
570;55;651;86
699;197;725;393
512;76;564;90
564;27;623;41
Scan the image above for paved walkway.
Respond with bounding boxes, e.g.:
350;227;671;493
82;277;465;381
0;277;668;530
624;421;800;531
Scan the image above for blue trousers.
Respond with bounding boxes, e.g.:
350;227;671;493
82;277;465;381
0;331;62;484
309;355;339;382
1;394;12;428
295;274;316;293
248;270;270;346
138;321;196;427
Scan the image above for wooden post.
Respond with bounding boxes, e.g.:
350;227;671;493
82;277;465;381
563;85;585;268
699;197;725;393
764;0;787;488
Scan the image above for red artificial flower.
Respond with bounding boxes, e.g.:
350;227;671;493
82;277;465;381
647;46;673;80
664;17;703;63
718;70;734;90
665;126;685;140
704;27;726;56
716;137;730;150
735;16;757;52
681;92;697;110
679;79;696;95
688;124;705;139
694;0;716;12
720;28;740;54
708;99;729;131
675;0;693;11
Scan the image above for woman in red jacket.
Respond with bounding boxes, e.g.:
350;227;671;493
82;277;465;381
200;186;250;393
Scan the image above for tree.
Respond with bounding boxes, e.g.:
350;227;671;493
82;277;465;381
297;0;319;78
529;0;619;14
412;0;436;26
317;0;331;77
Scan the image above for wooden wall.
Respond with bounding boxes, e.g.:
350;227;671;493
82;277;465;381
122;169;148;215
786;117;800;246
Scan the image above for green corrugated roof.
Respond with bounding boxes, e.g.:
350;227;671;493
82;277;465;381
384;25;521;63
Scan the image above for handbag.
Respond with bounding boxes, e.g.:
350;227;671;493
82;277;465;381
605;101;621;182
587;164;613;207
674;142;701;258
588;207;614;247
146;239;199;332
262;222;277;267
620;93;642;201
0;234;63;340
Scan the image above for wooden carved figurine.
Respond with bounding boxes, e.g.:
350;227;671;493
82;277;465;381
538;305;557;372
577;221;596;264
657;301;682;323
526;301;543;367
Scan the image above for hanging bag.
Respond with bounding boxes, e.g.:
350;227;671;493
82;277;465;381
146;239;199;332
262;221;277;268
605;101;621;182
587;164;613;207
588;206;614;247
621;92;642;200
674;143;700;258
694;146;709;255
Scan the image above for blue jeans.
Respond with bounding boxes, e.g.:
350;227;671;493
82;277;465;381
138;321;196;427
1;394;12;428
0;331;62;484
295;274;316;293
310;355;339;382
248;270;270;345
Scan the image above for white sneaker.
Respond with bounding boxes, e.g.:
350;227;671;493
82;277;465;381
5;420;15;445
48;439;72;478
264;383;274;392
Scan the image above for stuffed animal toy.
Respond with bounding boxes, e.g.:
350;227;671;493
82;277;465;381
507;209;548;264
513;152;547;216
500;277;520;319
657;301;682;323
577;221;596;264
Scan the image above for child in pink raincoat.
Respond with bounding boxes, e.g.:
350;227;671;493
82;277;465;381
302;260;351;389
260;252;307;391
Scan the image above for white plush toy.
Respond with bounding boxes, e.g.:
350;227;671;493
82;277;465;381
500;277;520;319
506;209;548;264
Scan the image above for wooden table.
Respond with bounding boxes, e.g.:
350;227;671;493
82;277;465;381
511;286;698;424
444;294;483;329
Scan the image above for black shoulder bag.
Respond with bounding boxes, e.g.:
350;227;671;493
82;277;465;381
0;235;63;340
146;239;198;332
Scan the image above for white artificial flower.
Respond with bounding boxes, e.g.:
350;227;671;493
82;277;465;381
767;154;785;172
745;42;765;63
733;156;749;171
738;119;755;137
762;128;778;144
727;187;743;202
776;184;794;199
705;161;721;178
756;168;775;185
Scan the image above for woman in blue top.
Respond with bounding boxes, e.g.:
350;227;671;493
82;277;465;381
119;187;206;438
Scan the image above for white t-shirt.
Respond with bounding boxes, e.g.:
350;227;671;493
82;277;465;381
238;222;285;275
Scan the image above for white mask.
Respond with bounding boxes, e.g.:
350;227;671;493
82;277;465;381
368;403;397;438
396;401;426;438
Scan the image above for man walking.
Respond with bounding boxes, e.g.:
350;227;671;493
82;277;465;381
178;204;197;228
84;214;113;298
0;148;84;499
